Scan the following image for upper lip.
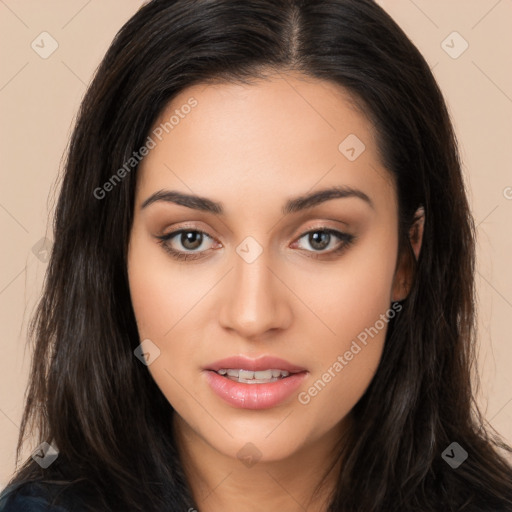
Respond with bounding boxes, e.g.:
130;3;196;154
204;355;307;373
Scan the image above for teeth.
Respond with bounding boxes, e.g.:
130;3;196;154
215;368;293;383
239;370;255;379
254;370;272;379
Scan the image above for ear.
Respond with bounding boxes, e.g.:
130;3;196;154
391;206;425;302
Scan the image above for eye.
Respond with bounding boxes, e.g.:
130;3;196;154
292;228;355;258
156;227;355;262
156;229;216;261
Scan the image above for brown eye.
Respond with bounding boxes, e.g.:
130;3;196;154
156;227;355;262
294;229;355;256
156;229;216;261
308;231;331;250
179;231;204;250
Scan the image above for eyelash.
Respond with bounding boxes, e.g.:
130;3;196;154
156;227;355;262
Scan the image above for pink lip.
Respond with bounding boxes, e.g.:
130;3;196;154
204;370;308;410
203;355;308;410
204;355;307;373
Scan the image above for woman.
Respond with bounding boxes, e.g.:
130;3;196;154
1;0;511;511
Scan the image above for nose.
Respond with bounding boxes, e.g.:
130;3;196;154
218;250;292;340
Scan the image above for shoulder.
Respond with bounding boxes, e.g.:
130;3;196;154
0;481;85;512
0;482;66;511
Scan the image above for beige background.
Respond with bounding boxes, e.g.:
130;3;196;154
0;0;511;487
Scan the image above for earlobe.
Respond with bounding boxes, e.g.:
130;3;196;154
391;206;425;302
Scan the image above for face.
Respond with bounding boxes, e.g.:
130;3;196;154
127;72;412;464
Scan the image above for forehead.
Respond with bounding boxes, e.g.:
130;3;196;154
136;72;394;216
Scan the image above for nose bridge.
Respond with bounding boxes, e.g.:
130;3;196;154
220;246;289;337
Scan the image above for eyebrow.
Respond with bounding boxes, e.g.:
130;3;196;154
140;185;374;215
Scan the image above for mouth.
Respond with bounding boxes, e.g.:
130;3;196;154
203;355;308;409
204;355;307;379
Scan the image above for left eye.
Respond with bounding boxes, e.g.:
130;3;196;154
294;228;353;253
156;228;354;261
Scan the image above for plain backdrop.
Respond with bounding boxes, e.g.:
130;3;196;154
0;0;511;487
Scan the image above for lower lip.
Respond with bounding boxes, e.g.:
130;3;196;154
204;370;308;410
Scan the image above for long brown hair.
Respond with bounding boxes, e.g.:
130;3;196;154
5;0;512;510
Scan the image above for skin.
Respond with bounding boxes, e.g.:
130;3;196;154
127;71;424;512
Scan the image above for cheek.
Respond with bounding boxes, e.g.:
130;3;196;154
127;232;211;410
293;241;397;426
127;229;209;338
296;232;397;350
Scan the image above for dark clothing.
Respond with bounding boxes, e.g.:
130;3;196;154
0;482;86;512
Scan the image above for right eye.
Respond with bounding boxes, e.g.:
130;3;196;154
156;229;218;261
